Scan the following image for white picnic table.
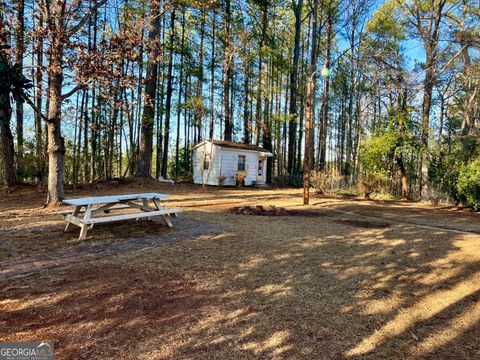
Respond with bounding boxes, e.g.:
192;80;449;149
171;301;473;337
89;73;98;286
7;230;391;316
60;193;181;240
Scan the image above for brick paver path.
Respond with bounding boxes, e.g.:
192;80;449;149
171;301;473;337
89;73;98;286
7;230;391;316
0;219;227;281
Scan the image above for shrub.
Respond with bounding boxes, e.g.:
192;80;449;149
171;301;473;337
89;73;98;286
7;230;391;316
358;172;390;199
360;133;398;173
310;169;343;194
370;193;399;201
310;171;329;194
217;175;226;187
235;171;248;187
457;157;480;210
430;135;480;205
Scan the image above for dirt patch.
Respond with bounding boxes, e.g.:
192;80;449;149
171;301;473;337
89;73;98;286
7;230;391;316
333;218;392;229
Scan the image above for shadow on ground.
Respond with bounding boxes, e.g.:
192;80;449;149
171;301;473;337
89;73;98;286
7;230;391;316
1;197;480;359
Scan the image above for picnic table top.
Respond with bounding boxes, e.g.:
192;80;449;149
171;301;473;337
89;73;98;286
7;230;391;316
63;193;169;206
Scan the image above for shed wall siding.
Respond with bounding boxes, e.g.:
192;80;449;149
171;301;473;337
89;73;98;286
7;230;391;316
193;142;219;185
219;149;259;186
193;141;269;186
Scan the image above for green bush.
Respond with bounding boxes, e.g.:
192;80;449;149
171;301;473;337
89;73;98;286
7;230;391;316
430;135;480;205
370;193;399;201
457;157;480;210
360;133;398;173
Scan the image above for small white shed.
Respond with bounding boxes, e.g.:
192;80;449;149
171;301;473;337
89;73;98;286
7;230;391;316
192;140;273;186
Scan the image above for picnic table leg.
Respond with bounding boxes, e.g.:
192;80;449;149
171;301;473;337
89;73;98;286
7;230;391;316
64;206;81;232
153;198;173;227
79;204;93;240
142;198;152;221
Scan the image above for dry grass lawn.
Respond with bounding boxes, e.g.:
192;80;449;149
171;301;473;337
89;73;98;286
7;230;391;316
1;181;480;359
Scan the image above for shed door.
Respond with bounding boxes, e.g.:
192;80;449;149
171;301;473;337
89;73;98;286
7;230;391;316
257;156;267;181
257;159;263;176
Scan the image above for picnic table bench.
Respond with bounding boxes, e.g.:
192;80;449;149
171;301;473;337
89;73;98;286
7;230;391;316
59;193;181;240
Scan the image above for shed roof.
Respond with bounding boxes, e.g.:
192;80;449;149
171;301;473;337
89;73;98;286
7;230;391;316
194;140;273;155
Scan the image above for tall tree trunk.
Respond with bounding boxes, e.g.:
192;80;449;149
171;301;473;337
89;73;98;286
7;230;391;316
89;10;98;181
223;0;233;141
0;9;16;187
156;59;165;179
43;0;106;204
352;92;362;180
184;74;190;167
90;89;97;181
419;58;434;197
416;0;446;198
83;89;90;182
108;86;119;179
161;9;176;178
15;0;25;176
297;16;309;173
0;80;15;187
155;15;166;179
282;74;289;174
46;41;65;204
346;2;356;180
255;2;269;146
137;0;161;178
318;12;332;171
72;92;80;187
262;51;273;183
340;100;346;174
0;114;15;188
438;94;445;141
75;90;86;186
132;44;144;175
459;3;476;134
35;10;44;183
303;0;318;205
175;9;186;177
209;11;216;140
242;49;250;144
287;0;303;175
195;10;205;143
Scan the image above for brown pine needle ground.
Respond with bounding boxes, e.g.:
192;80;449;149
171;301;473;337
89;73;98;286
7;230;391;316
1;183;480;359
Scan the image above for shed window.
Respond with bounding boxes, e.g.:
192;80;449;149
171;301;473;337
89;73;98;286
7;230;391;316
203;154;211;170
237;155;246;171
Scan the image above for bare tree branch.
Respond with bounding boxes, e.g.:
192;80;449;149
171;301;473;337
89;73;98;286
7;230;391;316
21;94;49;123
61;84;85;100
67;0;107;36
